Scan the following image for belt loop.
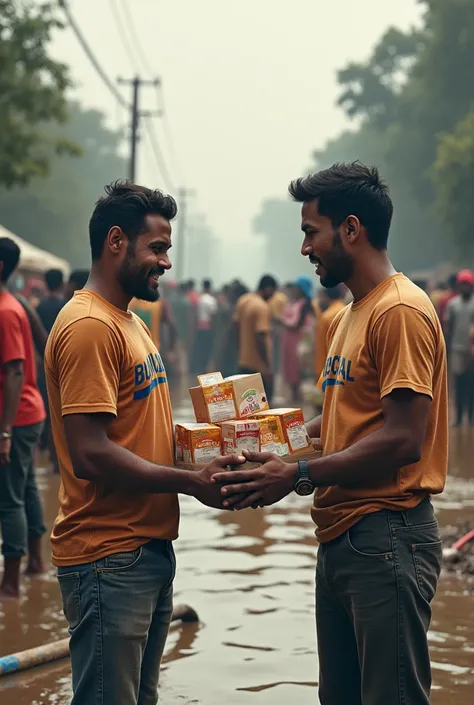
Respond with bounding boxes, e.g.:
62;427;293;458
401;510;410;527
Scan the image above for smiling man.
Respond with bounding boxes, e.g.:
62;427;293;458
214;163;448;705
45;181;244;705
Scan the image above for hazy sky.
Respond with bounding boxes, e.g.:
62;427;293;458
52;0;421;283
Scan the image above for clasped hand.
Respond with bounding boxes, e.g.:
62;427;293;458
211;450;298;511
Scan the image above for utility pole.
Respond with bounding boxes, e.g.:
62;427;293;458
117;76;161;182
175;188;196;283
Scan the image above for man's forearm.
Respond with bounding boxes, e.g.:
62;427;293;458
306;425;419;488
306;415;322;439
1;368;24;432
74;438;202;495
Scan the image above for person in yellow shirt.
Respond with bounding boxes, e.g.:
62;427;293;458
129;298;162;349
214;162;448;705
45;180;244;705
314;285;346;390
234;275;276;403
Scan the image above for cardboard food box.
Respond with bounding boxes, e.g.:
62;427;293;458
225;374;269;418
175;425;184;462
258;416;289;457
189;372;269;424
251;408;312;455
175;423;222;464
220;420;260;455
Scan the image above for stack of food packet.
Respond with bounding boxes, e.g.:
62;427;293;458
175;372;312;465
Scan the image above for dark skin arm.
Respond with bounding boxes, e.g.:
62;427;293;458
0;360;24;464
255;332;271;371
306;415;322;441
63;413;245;508
213;390;431;510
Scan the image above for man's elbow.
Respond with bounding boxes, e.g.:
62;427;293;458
71;447;103;481
396;437;423;467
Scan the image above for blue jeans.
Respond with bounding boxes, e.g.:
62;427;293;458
0;422;46;557
57;540;176;705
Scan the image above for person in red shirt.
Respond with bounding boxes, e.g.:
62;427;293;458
438;273;458;331
0;237;47;599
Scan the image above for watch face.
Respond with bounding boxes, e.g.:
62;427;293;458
295;479;314;496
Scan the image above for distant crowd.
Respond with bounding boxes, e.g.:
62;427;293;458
10;265;474;431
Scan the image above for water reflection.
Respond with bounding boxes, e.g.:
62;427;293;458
0;417;473;704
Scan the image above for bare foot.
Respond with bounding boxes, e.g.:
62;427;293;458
25;559;46;576
0;585;20;600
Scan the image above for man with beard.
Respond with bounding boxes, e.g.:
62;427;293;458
45;181;244;705
213;163;448;705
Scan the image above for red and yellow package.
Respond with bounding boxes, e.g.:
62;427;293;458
175;423;222;464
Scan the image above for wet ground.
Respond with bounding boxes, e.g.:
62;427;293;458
1;395;474;704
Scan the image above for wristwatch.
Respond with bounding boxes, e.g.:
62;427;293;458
294;460;314;496
0;431;12;441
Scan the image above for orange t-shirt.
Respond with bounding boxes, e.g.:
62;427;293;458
129;299;162;350
45;290;179;566
268;291;288;319
235;293;272;373
313;274;448;543
314;299;346;389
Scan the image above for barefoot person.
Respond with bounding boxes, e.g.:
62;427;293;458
45;181;244;705
0;238;47;598
214;163;448;705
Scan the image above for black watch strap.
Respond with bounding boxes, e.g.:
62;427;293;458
297;459;310;482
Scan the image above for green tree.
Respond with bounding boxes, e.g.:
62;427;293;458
337;26;422;127
255;0;474;275
0;0;76;188
0;102;127;266
432;108;474;257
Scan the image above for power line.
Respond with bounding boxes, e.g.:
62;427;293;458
143;117;176;193
117;0;155;76
59;1;128;109
108;0;140;74
158;88;184;185
107;1;179;190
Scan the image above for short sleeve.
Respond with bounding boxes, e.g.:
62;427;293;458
255;303;271;334
54;318;122;417
370;305;437;400
0;309;25;365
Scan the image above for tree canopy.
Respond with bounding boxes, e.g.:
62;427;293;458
0;0;77;188
0;103;127;266
254;0;474;276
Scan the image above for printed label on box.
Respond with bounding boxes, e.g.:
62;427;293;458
287;424;311;451
238;389;267;417
194;443;221;464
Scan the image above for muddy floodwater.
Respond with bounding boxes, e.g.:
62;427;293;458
1;396;474;704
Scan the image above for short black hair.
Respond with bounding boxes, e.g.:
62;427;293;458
258;275;278;291
89;180;178;261
69;269;89;289
0;237;21;282
45;268;64;292
203;279;212;290
289;161;393;250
